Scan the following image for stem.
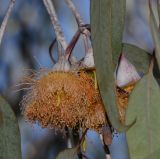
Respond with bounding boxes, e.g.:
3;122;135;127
65;0;84;26
148;0;151;11
65;29;81;59
65;0;92;63
65;0;90;37
43;0;68;50
49;38;56;63
149;56;155;74
76;128;88;151
0;0;15;46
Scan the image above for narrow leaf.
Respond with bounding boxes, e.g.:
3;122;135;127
91;0;126;70
0;107;3;125
56;148;78;159
123;43;151;74
112;0;126;68
91;0;131;131
0;96;21;159
157;0;160;24
150;5;160;70
126;70;160;159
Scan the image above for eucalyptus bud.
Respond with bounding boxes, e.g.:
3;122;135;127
116;54;140;87
81;48;95;68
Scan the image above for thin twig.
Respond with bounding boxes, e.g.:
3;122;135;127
65;28;81;59
65;0;84;26
0;0;15;45
64;0;92;63
64;0;90;36
43;0;68;50
76;128;88;159
76;128;88;151
49;38;57;63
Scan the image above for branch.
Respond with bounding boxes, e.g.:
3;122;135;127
43;0;68;50
0;0;15;46
65;0;91;57
65;0;91;36
65;0;84;26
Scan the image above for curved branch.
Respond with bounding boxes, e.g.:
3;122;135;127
64;0;90;36
49;38;57;64
0;0;16;46
65;0;84;26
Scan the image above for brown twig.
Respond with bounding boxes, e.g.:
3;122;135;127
49;38;57;63
76;128;88;159
43;0;68;50
76;128;88;151
0;0;16;46
65;26;89;59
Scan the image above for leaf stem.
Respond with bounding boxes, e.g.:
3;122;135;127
64;0;91;40
0;0;16;46
149;57;154;74
65;0;84;26
43;0;68;50
65;0;93;66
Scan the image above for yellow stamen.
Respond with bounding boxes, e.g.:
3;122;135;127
93;70;98;89
82;139;86;152
56;92;61;106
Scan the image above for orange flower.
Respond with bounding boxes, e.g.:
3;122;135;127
22;71;106;132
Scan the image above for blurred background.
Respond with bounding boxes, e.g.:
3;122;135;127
0;0;158;159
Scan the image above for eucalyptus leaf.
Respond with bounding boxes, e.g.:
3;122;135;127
126;69;160;159
123;43;151;74
0;96;21;159
112;0;126;68
157;0;160;24
91;0;131;131
56;148;78;159
91;0;126;70
150;5;160;70
0;107;3;126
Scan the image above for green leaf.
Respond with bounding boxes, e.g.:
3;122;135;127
112;0;126;68
150;5;160;70
0;107;3;126
56;148;78;159
123;43;151;74
91;0;126;70
91;0;131;131
157;0;160;24
0;96;21;159
126;69;160;159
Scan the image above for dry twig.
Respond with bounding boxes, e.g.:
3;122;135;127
0;0;16;45
65;0;84;26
